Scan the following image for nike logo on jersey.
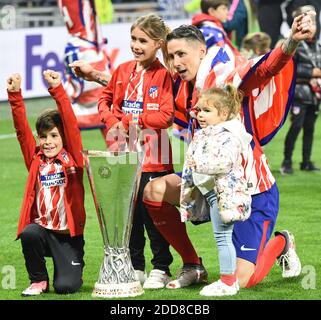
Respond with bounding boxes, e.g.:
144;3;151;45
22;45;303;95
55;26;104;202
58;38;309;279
149;176;156;182
240;245;256;251
71;261;81;266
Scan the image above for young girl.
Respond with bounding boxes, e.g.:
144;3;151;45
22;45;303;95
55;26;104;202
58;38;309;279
180;85;252;296
7;70;86;296
97;14;175;289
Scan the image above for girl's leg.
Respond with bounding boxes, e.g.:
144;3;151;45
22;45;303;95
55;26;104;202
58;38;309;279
199;192;238;296
206;192;236;279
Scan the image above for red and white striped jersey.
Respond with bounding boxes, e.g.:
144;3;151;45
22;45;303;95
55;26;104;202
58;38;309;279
98;60;174;172
34;158;68;231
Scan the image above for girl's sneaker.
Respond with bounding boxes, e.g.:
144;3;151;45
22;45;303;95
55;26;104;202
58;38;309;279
199;279;239;297
143;269;171;289
134;270;147;284
21;281;48;296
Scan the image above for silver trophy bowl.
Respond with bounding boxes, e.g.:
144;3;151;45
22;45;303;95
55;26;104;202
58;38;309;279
84;149;144;298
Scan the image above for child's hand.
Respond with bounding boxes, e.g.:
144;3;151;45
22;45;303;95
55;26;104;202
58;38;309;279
43;69;61;88
7;74;21;92
186;159;196;170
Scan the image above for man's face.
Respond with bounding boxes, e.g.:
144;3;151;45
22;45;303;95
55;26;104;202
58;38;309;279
167;38;206;82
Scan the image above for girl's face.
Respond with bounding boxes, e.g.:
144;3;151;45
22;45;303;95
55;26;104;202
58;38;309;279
38;127;63;159
130;27;161;67
196;100;228;128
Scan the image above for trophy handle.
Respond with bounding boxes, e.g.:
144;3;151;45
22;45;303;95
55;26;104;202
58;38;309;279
83;151;109;246
123;153;143;247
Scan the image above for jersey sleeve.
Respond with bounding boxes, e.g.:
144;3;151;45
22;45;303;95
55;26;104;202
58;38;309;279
8;90;37;170
240;47;293;95
48;84;83;167
98;68;120;129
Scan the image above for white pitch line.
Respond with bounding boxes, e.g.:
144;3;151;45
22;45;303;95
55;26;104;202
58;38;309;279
0;133;16;140
0;131;36;140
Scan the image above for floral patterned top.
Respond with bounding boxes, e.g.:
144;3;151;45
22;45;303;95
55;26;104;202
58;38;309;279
180;118;252;224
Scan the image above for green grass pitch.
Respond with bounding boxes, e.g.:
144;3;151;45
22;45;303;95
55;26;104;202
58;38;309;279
0;96;320;300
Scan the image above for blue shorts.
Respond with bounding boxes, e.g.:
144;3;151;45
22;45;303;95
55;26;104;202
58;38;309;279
175;171;182;178
232;183;279;264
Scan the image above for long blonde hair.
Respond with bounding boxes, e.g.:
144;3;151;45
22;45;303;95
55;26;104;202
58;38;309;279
198;84;243;120
131;14;171;69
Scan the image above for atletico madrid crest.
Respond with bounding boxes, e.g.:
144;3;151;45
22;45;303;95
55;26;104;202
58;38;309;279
149;86;158;99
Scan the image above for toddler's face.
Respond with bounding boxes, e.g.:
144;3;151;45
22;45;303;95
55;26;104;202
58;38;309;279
196;101;227;128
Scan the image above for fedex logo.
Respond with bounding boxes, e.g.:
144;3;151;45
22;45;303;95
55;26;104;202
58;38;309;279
26;34;65;90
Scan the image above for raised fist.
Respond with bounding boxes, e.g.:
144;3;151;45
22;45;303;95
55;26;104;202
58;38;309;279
43;69;61;88
7;73;22;92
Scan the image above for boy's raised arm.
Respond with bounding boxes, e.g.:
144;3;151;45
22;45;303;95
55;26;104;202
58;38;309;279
7;74;37;170
43;69;83;166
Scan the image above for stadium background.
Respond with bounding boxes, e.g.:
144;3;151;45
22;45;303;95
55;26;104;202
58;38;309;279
0;0;320;300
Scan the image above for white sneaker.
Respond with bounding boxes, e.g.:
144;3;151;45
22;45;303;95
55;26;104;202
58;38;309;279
200;279;239;297
134;270;147;284
21;281;48;296
275;230;302;278
143;269;170;289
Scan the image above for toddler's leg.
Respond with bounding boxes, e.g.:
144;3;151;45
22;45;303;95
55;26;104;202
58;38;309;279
199;192;238;296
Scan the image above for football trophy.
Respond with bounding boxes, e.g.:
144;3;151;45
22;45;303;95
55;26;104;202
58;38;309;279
84;125;144;298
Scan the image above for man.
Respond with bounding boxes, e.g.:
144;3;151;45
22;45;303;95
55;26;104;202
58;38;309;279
142;10;315;291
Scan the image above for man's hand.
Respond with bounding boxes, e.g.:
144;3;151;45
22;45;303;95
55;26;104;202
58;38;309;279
43;69;61;88
69;60;111;86
69;60;95;81
282;10;317;55
291;10;317;42
7;73;22;92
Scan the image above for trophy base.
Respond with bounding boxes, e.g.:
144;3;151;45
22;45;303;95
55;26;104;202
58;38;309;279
92;281;144;298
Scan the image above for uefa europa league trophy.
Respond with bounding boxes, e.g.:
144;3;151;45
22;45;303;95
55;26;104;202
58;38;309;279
84;128;144;298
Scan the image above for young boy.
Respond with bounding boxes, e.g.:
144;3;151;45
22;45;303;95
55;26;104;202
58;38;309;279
191;0;232;50
7;70;86;296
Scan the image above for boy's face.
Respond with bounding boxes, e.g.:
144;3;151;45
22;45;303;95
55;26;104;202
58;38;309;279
38;127;63;159
208;5;229;23
196;99;227;128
